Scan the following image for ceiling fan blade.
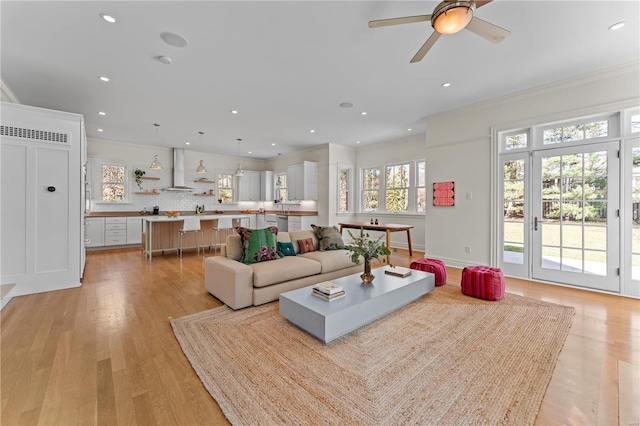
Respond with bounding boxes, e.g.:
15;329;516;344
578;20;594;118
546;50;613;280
410;31;441;63
369;14;431;28
475;0;493;8
465;17;510;44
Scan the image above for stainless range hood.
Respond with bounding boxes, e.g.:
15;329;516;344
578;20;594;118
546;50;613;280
162;148;195;191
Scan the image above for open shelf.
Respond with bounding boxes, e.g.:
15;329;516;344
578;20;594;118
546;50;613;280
139;176;160;181
134;192;159;195
194;179;215;183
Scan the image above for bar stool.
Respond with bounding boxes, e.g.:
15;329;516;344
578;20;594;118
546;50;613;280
178;216;204;257
212;217;234;255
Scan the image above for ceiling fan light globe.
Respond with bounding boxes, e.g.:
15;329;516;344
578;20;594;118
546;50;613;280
432;1;475;35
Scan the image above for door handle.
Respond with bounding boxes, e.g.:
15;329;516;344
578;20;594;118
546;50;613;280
534;216;538;231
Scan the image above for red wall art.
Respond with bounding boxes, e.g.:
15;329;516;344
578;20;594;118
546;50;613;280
433;181;455;206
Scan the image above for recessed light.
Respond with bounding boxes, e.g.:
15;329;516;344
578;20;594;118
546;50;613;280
248;151;252;154
100;14;116;24
442;82;451;87
97;128;104;132
609;22;625;31
98;111;106;116
230;110;238;114
310;129;315;133
356;141;361;144
185;142;190;145
339;102;354;108
271;143;276;146
360;112;367;116
157;56;172;65
407;128;413;132
160;32;188;48
98;76;110;82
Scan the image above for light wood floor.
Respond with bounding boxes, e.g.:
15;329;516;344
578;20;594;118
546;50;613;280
1;247;638;425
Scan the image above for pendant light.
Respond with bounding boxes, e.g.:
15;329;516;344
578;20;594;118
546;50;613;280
234;138;244;177
196;131;207;174
149;123;163;170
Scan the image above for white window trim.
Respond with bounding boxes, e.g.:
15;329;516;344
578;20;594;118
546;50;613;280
359;160;426;214
216;171;235;204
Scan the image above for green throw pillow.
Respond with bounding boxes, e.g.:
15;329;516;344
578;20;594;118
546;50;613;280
235;226;283;264
311;224;346;251
278;241;296;256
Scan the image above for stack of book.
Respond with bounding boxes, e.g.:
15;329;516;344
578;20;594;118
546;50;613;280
384;266;412;277
312;281;346;301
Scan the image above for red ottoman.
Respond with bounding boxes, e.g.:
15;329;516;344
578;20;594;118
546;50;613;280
461;266;504;301
410;258;447;286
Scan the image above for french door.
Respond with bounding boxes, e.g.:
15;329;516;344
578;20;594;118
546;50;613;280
531;142;620;291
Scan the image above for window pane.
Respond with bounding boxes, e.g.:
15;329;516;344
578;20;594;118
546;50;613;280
417;162;425;187
543;128;562;145
417;188;426;213
102;184;124;201
562;124;584;141
339;169;349;213
504;160;525;180
102;165;124;183
363;169;379;190
363;190;378;212
386;189;408;212
505;133;527;150
632;114;640;133
585;120;608;138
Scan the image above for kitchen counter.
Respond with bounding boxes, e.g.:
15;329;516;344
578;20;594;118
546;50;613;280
142;214;252;260
89;210;318;217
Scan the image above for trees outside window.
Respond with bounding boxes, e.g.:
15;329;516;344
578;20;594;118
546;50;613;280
276;173;287;202
101;164;126;201
362;168;379;212
385;163;409;212
416;161;426;213
339;168;350;213
217;173;234;203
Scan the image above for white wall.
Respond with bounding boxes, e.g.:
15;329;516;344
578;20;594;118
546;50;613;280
423;62;640;267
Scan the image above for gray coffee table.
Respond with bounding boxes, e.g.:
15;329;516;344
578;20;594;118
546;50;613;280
279;266;435;343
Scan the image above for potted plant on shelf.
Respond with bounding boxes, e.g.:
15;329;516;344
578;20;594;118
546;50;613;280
134;169;145;190
346;228;392;283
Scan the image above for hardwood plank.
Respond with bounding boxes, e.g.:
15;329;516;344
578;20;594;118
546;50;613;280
1;247;638;425
619;360;640;425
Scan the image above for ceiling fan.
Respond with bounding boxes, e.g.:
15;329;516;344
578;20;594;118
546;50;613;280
368;0;510;63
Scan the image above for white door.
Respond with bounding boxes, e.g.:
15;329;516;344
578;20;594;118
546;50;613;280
531;142;620;291
624;137;640;296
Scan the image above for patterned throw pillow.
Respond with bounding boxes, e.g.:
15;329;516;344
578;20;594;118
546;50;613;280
297;238;316;254
235;226;283;264
278;241;296;256
311;224;346;251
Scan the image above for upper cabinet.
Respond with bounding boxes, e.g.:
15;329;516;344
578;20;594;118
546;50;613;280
261;170;274;202
287;161;317;200
237;170;261;201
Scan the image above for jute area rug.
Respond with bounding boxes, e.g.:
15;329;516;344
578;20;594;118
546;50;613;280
170;284;574;425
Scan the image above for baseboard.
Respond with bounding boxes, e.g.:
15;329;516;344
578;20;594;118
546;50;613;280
0;283;17;311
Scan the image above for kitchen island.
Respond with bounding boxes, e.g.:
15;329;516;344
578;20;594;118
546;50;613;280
142;214;251;260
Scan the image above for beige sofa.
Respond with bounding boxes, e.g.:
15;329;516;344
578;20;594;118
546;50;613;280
204;230;361;309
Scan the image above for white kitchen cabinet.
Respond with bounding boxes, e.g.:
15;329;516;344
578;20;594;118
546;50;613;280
105;217;127;246
85;217;105;247
126;217;143;245
288;215;317;232
287;161;317;200
261;170;274;201
238;170;261;201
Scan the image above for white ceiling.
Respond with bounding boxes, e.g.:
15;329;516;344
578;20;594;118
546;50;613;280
1;1;638;159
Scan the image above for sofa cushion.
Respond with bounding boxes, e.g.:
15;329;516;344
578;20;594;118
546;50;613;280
278;241;296;256
235;226;283;265
297;238;316;254
225;234;243;261
251;256;322;287
300;249;355;274
311;224;346;251
288;230;317;253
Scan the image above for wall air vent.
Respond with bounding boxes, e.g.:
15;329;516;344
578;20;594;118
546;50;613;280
0;125;68;144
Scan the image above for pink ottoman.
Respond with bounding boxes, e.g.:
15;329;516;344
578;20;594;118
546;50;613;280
461;266;504;301
410;258;447;286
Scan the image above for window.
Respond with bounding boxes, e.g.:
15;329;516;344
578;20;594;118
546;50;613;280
631;114;640;133
338;168;350;213
217;173;234;203
543;119;608;145
385;163;409;212
416;161;426;213
275;173;287;202
101;163;126;202
362;168;379;212
505;132;528;150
